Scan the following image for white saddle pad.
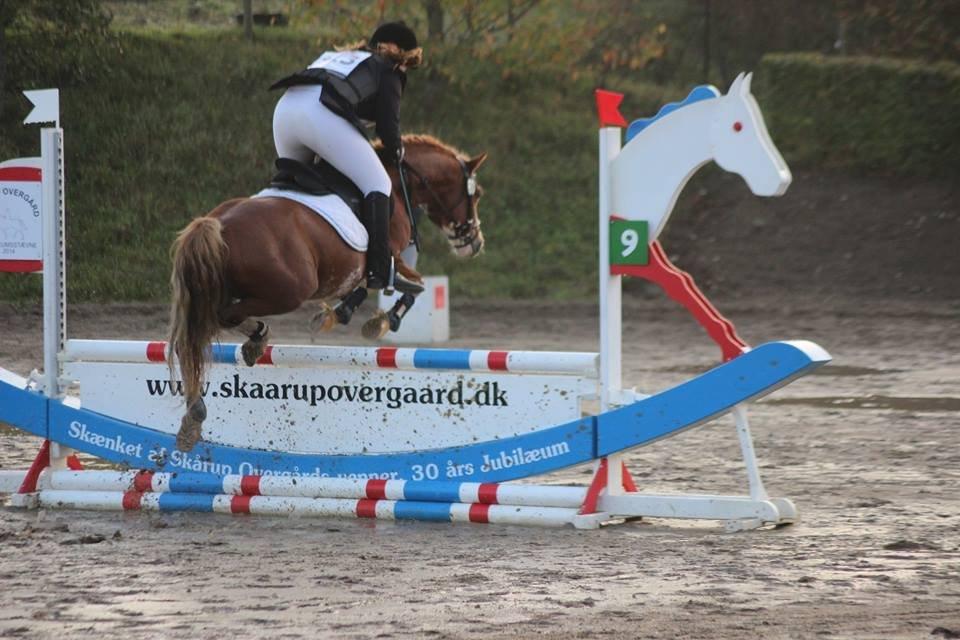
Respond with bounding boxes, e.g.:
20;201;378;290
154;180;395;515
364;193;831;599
252;188;367;251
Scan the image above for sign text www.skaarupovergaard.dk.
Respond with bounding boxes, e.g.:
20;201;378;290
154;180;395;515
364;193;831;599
145;374;510;409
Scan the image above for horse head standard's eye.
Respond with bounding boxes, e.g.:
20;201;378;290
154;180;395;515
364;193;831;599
733;121;743;133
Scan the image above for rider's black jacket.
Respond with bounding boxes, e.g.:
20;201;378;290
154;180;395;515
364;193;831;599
270;52;405;157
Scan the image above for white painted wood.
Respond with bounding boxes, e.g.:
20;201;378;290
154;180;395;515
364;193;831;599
0;471;28;493
733;405;768;501
611;73;791;243
598;493;783;523
378;276;450;343
63;361;593;454
598;126;622;411
41;128;65;401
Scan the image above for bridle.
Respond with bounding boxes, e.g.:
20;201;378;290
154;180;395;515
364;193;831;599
400;157;482;252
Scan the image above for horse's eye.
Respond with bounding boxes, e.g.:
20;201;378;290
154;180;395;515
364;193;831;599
733;121;743;133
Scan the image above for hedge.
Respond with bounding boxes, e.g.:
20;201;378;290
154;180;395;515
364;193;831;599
756;53;960;177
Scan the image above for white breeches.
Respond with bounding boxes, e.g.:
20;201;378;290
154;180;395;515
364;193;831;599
272;85;391;197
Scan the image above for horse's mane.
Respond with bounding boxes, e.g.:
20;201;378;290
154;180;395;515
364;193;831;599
374;134;466;162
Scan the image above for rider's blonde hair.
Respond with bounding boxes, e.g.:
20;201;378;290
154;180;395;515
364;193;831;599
337;39;423;69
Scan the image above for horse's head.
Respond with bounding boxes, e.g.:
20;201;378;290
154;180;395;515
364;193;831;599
710;72;792;197
399;136;487;257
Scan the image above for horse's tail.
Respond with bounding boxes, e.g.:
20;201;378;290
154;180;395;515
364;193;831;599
167;217;228;407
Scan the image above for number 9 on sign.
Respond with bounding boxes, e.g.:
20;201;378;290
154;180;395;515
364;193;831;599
609;219;648;266
620;228;639;258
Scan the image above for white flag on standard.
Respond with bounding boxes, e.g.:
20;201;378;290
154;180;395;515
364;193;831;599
23;89;60;126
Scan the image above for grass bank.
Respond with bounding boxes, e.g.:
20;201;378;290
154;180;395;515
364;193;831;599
0;29;677;302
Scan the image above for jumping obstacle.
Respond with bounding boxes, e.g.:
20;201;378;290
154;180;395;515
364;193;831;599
0;77;831;531
20;470;592;527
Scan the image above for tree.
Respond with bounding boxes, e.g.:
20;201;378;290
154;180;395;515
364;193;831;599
0;0;115;118
423;0;443;42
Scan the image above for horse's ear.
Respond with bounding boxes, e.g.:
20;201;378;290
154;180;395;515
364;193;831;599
742;72;753;96
728;71;746;96
465;152;488;173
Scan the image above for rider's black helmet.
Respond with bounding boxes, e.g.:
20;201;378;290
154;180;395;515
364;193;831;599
369;21;418;51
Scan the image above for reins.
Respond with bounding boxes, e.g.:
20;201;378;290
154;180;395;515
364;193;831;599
400;157;481;251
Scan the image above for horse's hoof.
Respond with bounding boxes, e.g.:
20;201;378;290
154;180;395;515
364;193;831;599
176;416;203;452
362;311;390;341
310;304;337;333
241;327;269;366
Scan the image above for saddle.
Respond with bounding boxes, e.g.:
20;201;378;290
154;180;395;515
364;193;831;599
270;157;363;216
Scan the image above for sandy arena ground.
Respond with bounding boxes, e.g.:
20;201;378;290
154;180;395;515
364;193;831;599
1;296;958;639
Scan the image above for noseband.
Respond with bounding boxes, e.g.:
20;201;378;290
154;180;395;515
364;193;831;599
401;157;482;252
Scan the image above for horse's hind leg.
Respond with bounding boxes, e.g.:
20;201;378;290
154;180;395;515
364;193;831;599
177;398;207;452
235;317;271;366
219;300;281;367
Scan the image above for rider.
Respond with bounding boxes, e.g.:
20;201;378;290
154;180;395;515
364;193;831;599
270;21;423;294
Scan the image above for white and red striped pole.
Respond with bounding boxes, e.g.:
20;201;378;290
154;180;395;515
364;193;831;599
25;470;595;528
41;470;589;507
32;490;582;528
63;340;600;377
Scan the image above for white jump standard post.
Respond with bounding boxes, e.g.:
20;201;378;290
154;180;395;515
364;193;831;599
0;90;81;501
589;78;800;530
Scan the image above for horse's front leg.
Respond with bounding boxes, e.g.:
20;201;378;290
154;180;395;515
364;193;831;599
362;291;418;340
359;252;423;339
310;287;369;334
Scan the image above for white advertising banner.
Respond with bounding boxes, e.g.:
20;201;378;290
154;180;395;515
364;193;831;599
0;158;43;271
64;362;594;454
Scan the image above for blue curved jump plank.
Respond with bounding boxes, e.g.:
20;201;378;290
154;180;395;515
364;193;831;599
0;341;830;483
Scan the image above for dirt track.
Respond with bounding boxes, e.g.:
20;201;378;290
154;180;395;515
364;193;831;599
1;295;958;639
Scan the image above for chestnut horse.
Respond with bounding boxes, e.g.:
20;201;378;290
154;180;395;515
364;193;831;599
168;134;487;451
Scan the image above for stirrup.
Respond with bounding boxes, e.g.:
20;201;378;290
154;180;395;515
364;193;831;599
388;257;424;295
392;273;424;295
384;257;396;295
367;258;424;295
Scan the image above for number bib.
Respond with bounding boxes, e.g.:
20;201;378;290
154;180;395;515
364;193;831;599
307;51;373;78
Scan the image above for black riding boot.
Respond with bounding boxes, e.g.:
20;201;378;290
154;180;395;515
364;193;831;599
362;193;423;294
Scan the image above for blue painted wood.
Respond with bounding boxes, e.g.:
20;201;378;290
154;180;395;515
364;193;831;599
393;501;455;521
626;85;720;142
167;474;228;495
211;344;238;364
157;493;216;512
595;341;830;455
0;381;49;438
31;394;597;482
0;341;829;482
412;349;473;370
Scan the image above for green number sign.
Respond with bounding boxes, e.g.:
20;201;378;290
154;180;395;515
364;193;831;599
610;219;648;266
